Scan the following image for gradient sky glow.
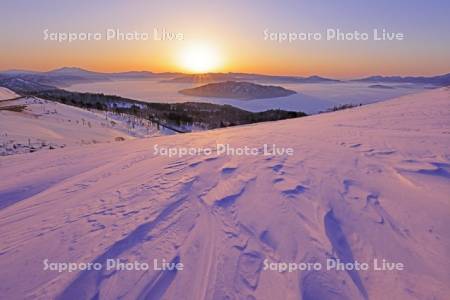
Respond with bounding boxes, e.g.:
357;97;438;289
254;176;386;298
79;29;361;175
1;0;449;77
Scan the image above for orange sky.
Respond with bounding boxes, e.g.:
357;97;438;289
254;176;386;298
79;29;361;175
1;0;449;78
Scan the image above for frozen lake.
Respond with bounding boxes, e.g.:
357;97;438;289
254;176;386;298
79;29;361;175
65;79;432;114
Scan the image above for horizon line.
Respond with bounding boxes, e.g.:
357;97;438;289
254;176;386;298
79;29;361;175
1;66;449;80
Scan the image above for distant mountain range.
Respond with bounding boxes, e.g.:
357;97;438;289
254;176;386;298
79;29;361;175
355;74;450;86
161;73;340;84
0;67;341;87
0;67;449;94
0;67;164;87
179;81;297;100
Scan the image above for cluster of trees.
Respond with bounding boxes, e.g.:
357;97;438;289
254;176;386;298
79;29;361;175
323;103;362;113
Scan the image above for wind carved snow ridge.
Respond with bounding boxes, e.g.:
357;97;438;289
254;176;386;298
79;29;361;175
57;179;196;300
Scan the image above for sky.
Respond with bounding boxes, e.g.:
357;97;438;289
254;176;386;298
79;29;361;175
0;0;449;78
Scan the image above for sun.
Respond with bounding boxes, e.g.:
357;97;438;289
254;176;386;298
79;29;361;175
178;43;221;73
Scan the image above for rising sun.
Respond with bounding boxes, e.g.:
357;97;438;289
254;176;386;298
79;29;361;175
178;43;221;73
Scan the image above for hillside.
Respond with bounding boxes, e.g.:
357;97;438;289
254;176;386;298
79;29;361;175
0;93;161;156
0;86;19;100
0;88;449;299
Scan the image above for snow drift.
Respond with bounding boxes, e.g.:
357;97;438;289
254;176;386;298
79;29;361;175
0;88;449;299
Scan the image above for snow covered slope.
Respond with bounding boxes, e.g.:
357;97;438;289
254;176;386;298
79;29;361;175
0;87;19;100
0;97;161;155
0;88;449;299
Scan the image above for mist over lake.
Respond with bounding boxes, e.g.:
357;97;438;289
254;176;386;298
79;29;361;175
64;79;430;114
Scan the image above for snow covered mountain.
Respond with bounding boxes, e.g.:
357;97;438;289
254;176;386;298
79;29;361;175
0;88;449;299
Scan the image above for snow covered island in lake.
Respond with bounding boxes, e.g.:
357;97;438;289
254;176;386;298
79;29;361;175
179;81;297;100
